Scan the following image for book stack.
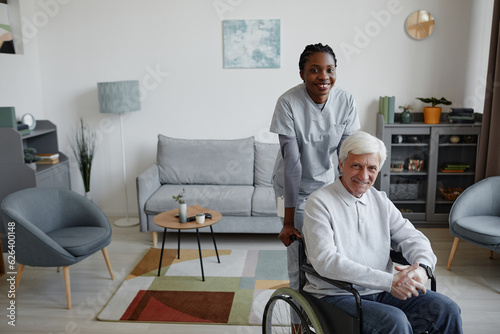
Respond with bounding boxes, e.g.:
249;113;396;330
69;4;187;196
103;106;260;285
439;163;470;173
36;153;60;164
17;122;30;136
448;108;474;123
379;96;395;124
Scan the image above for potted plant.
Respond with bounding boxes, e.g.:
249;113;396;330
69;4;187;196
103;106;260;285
172;189;187;223
416;97;452;124
72;118;97;199
24;147;41;170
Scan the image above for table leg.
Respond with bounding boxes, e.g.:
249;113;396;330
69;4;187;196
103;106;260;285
210;225;220;263
157;228;167;277
177;229;181;259
196;228;205;281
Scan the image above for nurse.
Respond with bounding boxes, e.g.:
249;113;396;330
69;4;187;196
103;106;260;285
270;43;360;291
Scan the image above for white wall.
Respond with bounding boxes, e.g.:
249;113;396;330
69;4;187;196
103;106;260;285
0;0;494;217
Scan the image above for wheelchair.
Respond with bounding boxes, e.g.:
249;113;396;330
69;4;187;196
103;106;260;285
262;236;436;334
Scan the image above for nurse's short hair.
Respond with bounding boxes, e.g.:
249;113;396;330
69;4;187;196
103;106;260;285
299;43;337;71
339;131;387;168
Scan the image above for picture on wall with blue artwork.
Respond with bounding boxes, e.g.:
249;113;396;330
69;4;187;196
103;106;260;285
223;19;280;69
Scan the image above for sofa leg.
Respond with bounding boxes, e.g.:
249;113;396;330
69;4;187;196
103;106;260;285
490;250;494;259
447;237;460;271
152;231;157;247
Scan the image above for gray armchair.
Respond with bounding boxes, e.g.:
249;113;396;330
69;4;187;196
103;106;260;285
1;188;114;309
446;176;500;270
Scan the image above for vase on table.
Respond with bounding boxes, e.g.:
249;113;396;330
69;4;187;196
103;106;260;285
179;203;187;223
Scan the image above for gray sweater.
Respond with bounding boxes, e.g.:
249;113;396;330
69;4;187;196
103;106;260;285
302;178;437;297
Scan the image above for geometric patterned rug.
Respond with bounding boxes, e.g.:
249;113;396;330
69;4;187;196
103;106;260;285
97;247;288;325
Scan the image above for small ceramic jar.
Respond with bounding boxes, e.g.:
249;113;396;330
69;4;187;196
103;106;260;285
196;213;205;224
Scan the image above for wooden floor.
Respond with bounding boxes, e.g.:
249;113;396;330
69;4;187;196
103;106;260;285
1;218;499;334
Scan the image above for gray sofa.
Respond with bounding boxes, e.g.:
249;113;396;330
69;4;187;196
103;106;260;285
137;135;282;245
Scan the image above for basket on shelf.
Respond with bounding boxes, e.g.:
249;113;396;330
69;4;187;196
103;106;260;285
390;182;419;200
439;187;464;201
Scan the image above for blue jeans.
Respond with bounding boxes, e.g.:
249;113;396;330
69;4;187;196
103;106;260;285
321;290;462;333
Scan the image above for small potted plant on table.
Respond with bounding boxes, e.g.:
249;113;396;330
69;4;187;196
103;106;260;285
416;97;452;124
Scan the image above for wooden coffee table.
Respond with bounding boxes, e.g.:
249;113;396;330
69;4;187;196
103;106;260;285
153;204;222;281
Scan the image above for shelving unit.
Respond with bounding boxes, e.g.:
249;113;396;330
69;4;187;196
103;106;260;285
0;120;70;248
375;113;481;225
0;120;70;196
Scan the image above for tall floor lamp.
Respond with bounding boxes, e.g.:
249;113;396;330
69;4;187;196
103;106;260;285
97;80;141;227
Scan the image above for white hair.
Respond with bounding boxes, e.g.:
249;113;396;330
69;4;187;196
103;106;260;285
339;131;387;168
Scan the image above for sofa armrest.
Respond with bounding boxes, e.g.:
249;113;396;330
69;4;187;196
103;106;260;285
136;164;161;232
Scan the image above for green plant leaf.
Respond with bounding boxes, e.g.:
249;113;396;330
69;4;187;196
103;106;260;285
416;97;452;107
72;118;97;192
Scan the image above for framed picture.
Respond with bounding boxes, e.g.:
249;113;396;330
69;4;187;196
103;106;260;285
223;19;280;69
0;1;15;54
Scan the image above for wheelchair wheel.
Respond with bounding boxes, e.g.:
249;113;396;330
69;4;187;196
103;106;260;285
262;287;325;334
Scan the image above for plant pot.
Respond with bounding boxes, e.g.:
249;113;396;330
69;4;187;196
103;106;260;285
178;203;187;223
26;162;37;171
423;107;442;124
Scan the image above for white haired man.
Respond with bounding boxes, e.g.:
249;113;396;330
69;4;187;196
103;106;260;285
302;131;462;333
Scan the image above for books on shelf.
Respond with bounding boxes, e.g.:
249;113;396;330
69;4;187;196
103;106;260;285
36;153;59;160
448;108;474;123
379;96;395;124
439;163;470;173
35;153;60;164
36;158;60;165
17;122;30;136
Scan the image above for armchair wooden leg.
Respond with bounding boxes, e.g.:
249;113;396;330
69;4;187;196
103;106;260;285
101;248;114;280
152;231;157;247
447;237;460;271
63;266;71;310
490;250;494;259
57;267;60;272
13;264;24;297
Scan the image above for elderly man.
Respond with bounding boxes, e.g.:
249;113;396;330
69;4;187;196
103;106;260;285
302;131;462;333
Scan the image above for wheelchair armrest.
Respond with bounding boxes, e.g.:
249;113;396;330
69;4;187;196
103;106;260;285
301;264;355;292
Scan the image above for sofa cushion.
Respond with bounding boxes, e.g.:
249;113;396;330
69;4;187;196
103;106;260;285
145;184;254;216
255;142;280;187
157;135;255;185
252;186;278;216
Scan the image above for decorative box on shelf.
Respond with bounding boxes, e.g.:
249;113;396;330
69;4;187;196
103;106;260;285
390;161;404;172
390;182;419;201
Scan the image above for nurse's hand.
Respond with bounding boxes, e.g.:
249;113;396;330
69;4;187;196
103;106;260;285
279;225;301;246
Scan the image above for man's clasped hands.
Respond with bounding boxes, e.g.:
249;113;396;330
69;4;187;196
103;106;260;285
391;263;428;300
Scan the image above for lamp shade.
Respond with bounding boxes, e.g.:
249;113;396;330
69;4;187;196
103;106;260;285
97;80;141;114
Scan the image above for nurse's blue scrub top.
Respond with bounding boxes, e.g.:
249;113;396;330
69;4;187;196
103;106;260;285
270;83;360;196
